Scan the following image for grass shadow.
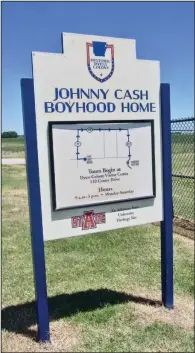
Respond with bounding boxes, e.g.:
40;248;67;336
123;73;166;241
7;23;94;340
2;288;161;340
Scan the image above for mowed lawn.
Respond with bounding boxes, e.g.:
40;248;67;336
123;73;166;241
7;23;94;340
171;133;194;221
2;165;194;352
2;137;25;158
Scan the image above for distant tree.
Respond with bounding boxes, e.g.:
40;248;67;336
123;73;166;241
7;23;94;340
2;131;18;138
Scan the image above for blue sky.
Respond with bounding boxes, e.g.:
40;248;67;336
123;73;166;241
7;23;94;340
2;1;194;134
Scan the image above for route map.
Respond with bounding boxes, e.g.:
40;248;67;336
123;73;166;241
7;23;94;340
51;122;154;209
73;126;133;169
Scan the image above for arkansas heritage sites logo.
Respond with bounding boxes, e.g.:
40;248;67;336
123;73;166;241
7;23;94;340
86;41;114;83
71;210;106;230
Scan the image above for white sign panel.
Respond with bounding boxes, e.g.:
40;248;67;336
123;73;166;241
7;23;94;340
32;33;163;241
50;121;155;210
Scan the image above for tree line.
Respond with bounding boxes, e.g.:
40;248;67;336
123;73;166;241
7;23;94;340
2;131;23;138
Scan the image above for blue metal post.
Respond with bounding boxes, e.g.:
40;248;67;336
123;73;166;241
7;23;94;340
21;78;50;341
160;83;174;309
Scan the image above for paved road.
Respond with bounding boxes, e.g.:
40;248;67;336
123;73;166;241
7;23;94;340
2;158;26;165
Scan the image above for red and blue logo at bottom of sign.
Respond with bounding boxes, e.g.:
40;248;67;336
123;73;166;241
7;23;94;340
71;210;106;230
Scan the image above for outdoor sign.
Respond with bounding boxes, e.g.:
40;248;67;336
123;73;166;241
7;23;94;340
21;32;173;343
31;33;163;241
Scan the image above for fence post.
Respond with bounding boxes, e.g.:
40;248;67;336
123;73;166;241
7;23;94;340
160;83;174;309
21;78;50;341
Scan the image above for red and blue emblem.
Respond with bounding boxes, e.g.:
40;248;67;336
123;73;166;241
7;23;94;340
86;41;114;83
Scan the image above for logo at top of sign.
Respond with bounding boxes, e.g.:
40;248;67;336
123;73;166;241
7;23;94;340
86;41;114;83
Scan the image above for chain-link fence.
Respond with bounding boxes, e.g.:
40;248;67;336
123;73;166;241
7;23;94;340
171;117;194;223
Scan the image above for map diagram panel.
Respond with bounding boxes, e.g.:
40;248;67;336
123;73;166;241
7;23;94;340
50;121;155;210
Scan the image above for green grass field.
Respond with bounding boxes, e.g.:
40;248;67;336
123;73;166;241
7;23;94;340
2;165;194;352
2;137;25;158
172;134;194;177
171;134;194;221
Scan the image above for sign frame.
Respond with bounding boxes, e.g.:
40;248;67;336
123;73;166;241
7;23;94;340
48;119;156;212
21;77;174;343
